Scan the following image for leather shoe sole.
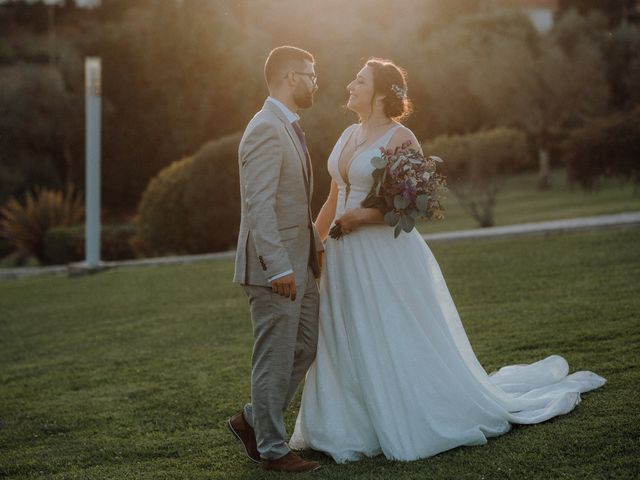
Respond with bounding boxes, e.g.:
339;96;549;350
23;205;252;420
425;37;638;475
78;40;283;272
226;417;260;464
261;452;321;472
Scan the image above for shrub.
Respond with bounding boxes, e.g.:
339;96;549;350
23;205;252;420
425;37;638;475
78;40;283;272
564;111;640;189
43;225;84;264
137;157;194;255
44;224;139;265
0;251;41;268
137;132;242;255
0;185;84;261
424;128;529;227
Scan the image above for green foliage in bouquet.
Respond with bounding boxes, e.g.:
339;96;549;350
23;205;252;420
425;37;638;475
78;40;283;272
368;148;446;237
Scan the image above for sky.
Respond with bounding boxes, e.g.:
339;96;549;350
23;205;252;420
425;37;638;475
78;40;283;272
0;0;100;5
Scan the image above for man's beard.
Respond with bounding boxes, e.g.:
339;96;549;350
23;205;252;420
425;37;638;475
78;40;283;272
294;84;314;109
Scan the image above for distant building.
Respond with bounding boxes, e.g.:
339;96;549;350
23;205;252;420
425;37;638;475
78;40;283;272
487;0;640;30
485;0;557;33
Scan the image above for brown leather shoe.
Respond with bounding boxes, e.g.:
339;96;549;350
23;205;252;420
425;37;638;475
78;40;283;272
261;451;321;472
226;410;260;463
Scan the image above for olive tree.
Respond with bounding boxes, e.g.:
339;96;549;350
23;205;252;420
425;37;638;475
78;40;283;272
418;10;610;189
424;127;529;228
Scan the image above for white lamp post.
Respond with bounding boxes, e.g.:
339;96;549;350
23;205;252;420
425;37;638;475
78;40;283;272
85;57;101;269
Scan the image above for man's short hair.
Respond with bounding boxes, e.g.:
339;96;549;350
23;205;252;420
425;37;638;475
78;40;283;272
264;46;314;86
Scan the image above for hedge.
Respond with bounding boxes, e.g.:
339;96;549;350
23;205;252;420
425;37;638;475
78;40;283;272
137;132;242;255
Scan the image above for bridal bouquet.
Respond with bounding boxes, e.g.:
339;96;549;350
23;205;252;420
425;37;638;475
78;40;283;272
330;141;446;239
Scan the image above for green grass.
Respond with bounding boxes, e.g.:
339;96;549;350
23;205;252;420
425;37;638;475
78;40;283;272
417;169;640;234
1;228;639;479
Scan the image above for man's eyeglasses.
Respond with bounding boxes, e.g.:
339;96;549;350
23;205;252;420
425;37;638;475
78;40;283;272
286;71;318;86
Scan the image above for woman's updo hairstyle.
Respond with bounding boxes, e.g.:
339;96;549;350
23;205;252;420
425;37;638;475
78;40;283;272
366;58;413;122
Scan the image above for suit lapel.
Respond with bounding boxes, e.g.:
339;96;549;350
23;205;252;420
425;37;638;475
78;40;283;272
286;125;310;182
262;101;310;182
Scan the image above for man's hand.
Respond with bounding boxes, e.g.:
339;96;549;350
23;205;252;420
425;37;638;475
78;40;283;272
271;273;297;301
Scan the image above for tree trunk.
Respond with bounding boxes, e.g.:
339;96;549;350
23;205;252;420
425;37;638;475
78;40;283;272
537;147;551;189
537;129;552;190
48;6;56;67
450;186;496;228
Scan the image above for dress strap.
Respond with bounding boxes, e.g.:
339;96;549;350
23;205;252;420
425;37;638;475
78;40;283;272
377;124;402;150
341;124;359;143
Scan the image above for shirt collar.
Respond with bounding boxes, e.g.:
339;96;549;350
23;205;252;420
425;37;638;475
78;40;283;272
266;96;300;124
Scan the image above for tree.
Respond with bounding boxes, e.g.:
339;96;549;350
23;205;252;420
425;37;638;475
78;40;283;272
84;0;265;215
0;65;70;204
564;110;640;189
415;11;534;136
423;128;529;228
557;0;639;27
603;22;640;110
421;10;610;189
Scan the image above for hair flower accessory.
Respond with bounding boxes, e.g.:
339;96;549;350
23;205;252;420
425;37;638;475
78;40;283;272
391;84;407;100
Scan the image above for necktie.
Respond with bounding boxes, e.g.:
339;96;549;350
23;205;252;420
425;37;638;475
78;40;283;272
291;121;312;188
292;121;319;276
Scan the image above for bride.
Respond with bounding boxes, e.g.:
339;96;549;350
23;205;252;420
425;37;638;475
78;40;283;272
289;58;606;463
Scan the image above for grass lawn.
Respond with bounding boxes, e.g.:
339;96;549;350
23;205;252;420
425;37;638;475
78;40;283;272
1;228;639;479
417;168;640;234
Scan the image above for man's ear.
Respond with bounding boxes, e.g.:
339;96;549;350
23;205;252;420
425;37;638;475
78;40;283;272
284;71;296;87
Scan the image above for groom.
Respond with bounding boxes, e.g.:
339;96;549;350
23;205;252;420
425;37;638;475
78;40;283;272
228;46;323;473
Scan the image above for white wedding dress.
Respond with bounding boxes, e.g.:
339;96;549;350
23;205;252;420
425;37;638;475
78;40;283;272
289;124;606;463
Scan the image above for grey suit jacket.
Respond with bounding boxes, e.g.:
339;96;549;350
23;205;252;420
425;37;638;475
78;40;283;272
233;100;323;287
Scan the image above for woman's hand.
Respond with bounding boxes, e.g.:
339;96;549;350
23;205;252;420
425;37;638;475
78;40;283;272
335;208;364;235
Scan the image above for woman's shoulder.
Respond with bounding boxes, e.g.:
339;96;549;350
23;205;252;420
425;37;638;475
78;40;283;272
388;123;421;151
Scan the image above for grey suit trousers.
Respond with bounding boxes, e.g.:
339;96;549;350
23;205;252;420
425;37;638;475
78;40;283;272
242;265;319;460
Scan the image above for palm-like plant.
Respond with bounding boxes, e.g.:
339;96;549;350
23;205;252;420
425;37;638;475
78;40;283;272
0;185;84;262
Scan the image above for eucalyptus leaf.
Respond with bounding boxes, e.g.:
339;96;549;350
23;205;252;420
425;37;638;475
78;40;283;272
408;209;419;219
371;156;386;169
400;214;415;233
429;155;443;163
384;211;400;227
393;195;409;210
394;224;402;238
416;194;430;211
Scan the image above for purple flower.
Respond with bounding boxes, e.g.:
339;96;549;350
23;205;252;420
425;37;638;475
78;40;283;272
402;184;416;203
